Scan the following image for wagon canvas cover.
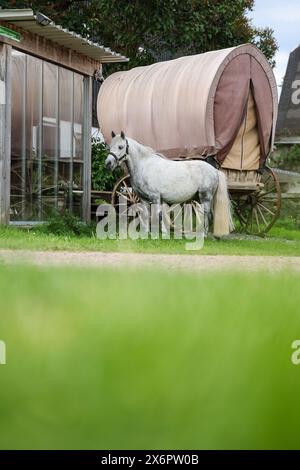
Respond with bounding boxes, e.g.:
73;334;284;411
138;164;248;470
98;44;278;170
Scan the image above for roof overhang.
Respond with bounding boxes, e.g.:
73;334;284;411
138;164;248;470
0;8;128;63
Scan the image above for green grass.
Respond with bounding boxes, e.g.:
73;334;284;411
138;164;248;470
0;266;300;449
0;225;299;256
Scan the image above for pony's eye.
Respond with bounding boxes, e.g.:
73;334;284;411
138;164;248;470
118;145;124;150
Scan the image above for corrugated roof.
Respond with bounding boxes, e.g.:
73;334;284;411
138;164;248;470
0;8;128;63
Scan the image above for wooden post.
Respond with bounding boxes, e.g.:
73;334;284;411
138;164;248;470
0;43;11;225
83;75;92;223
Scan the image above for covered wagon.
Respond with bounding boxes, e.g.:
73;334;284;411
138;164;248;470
98;44;280;234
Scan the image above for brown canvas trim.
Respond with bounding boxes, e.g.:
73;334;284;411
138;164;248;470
205;44;278;155
249;57;275;166
250;79;266;167
216;86;250;165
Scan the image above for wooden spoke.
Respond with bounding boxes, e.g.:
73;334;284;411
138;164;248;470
253;207;260;230
257;204;268;226
258;187;277;198
112;175;141;223
116;190;131;201
257;202;275;216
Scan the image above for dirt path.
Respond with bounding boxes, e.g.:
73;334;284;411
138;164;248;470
0;249;299;272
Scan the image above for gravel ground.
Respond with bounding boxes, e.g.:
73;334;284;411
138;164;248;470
0;249;299;272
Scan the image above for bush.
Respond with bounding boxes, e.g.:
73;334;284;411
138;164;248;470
270;145;300;172
91;141;122;191
37;210;95;237
277;199;300;230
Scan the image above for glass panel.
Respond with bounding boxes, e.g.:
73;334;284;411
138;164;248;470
26;55;42;220
73;73;84;161
10;50;86;222
72;192;83;219
11;51;25;163
42;62;58;160
26;55;41;161
40;161;57;219
58;68;73;211
42;62;58;215
22;160;41;221
11;52;43;221
10;50;26;220
73;162;83;190
58;161;71;211
59;67;73;160
72;162;83;218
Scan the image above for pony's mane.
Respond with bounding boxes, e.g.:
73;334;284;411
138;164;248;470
130;138;168;160
146;146;168;159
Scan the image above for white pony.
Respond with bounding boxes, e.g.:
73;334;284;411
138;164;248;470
105;132;234;237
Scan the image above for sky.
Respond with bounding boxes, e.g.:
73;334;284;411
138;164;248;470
249;0;300;91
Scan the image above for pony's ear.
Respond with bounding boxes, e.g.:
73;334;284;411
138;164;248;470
120;130;125;140
111;130;116;138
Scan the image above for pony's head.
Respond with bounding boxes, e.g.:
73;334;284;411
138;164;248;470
105;131;129;171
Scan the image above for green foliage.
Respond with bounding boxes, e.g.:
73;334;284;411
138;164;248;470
91;141;122;191
251;26;278;67
276;215;299;231
0;225;299;256
1;1;278;72
1;267;300;449
277;199;300;230
270;145;300;172
37;210;94;236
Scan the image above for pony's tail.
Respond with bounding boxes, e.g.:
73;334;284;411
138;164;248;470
213;171;234;237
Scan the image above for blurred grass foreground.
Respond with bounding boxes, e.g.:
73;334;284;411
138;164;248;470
0;265;300;450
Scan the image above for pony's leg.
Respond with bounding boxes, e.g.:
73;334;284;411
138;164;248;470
152;196;169;236
199;190;214;237
138;198;150;233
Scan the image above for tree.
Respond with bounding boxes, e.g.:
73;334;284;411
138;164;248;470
1;0;278;74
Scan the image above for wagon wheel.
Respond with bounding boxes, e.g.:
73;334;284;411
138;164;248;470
232;167;281;236
10;160;66;220
112;174;160;234
111;174;140;213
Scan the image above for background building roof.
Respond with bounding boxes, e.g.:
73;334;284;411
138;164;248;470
0;8;128;63
276;45;300;140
